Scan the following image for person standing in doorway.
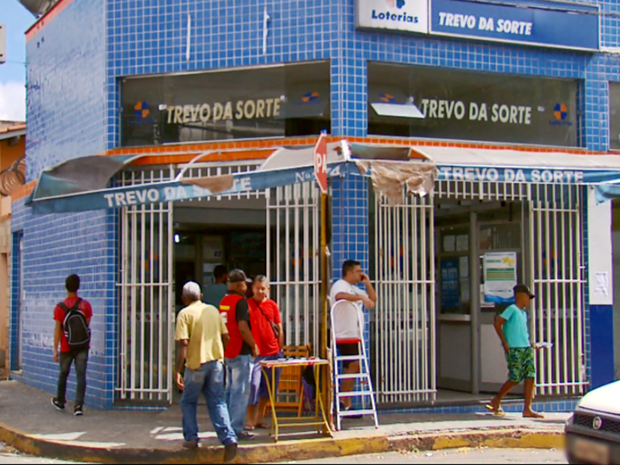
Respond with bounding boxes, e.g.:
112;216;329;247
245;275;284;430
204;265;228;307
175;281;237;461
487;284;544;419
51;274;92;417
329;260;377;413
219;269;259;440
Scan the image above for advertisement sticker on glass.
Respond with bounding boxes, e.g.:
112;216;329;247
483;252;517;304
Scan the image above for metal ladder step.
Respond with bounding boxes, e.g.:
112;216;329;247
337;391;374;398
339;409;377;417
336;373;370;380
335;355;364;362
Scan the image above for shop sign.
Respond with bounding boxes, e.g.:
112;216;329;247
120;61;331;147
430;0;599;51
368;64;579;146
32;162;348;214
355;0;428;34
483;252;517;304
437;166;620;185
164;98;282;125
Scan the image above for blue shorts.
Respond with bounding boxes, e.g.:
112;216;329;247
248;352;283;406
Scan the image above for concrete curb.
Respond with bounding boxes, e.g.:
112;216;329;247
0;420;564;464
388;428;565;452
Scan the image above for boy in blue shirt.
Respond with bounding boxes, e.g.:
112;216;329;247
487;284;543;419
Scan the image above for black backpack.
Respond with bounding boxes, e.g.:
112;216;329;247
58;298;91;351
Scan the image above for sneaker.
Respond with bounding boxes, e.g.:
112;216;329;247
182;439;199;449
237;431;255;441
51;397;65;411
224;442;238;462
73;405;83;416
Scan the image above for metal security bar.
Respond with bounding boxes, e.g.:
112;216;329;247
266;183;320;352
373;192;436;404
117;168;174;402
528;183;586;396
436;179;529;201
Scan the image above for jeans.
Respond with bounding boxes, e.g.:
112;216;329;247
57;349;88;406
249;352;283;406
181;361;237;446
225;355;254;434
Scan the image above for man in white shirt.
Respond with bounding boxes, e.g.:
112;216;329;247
329;260;377;412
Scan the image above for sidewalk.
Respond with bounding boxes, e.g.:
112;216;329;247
0;381;569;464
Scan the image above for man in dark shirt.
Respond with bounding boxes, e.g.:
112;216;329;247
219;269;258;440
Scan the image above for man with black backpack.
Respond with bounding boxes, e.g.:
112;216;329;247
51;274;92;416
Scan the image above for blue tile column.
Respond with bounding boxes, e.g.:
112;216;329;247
583;57;609;152
590;304;615;389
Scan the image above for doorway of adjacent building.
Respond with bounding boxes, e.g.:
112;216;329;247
10;232;23;372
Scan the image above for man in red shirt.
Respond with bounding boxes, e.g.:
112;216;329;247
219;269;259;440
245;275;284;430
51;274;93;416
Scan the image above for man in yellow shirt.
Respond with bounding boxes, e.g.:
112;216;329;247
175;281;237;462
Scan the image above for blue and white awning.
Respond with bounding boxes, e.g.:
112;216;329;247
27;142;620;214
28;141;434;214
410;146;620;203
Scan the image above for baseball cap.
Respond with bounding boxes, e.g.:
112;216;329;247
227;269;250;284
513;284;535;298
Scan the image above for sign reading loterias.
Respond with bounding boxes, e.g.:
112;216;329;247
356;0;428;34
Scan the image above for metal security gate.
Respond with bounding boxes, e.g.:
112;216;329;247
118;168;174;402
266;183;321;352
528;184;586;396
373;192;436;404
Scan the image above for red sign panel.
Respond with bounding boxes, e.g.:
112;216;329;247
313;133;328;194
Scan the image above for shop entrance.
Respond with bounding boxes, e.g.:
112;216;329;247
116;163;320;404
436;199;525;395
371;180;587;407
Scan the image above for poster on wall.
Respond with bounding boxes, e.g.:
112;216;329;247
440;258;460;309
483;252;517;304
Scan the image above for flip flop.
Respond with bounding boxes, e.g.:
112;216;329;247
484;403;506;417
523;412;545;419
244;425;255;431
255;422;270;429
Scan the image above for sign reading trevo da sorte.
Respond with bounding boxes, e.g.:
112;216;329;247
165;98;282;124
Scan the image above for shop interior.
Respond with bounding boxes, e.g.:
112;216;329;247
173;196;268;313
435;198;525;400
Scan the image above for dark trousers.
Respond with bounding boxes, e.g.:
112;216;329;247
57;349;88;406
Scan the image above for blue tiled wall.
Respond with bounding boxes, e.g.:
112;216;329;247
12;0;118;410
17;0;620;408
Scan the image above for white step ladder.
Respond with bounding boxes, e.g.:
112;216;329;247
330;299;379;431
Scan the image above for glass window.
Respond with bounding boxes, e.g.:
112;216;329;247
368;62;579;147
610;82;620;151
121;61;331;146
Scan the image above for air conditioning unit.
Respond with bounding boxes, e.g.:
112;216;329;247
18;0;58;17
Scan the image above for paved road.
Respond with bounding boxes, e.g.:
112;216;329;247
0;453;83;464
0;446;567;464
285;448;567;464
